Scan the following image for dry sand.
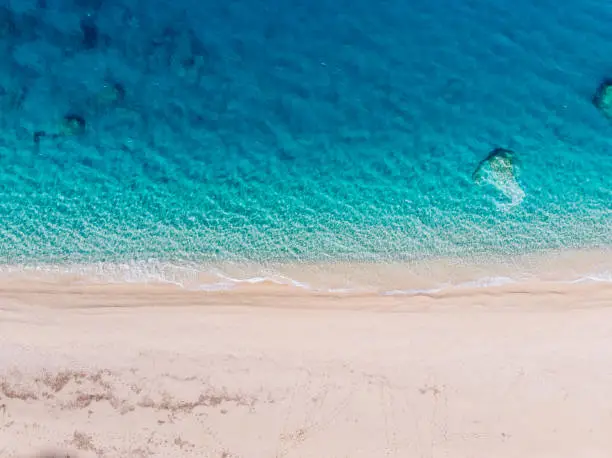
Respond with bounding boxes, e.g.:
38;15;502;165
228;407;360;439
1;275;612;457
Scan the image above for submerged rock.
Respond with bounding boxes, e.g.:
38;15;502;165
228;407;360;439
593;79;612;119
472;148;514;183
33;114;87;145
33;130;47;144
473;147;525;208
60;114;87;136
96;80;125;105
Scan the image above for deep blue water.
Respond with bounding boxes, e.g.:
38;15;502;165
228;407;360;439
0;0;610;271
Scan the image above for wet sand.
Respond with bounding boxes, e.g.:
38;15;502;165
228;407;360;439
1;247;610;294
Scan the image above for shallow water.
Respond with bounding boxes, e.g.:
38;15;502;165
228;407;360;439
0;0;610;289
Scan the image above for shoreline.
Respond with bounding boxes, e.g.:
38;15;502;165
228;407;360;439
0;247;610;308
2;269;611;311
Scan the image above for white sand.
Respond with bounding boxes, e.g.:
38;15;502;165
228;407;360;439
1;278;612;457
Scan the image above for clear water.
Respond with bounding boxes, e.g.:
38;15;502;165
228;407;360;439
0;0;610;286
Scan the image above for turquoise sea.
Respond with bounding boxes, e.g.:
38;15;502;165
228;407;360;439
0;0;610;290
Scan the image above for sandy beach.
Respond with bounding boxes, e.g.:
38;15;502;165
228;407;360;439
1;267;612;458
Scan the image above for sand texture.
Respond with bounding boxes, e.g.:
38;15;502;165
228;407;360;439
2;279;612;457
